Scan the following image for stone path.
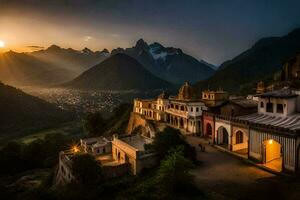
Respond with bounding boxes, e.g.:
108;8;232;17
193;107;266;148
186;136;290;200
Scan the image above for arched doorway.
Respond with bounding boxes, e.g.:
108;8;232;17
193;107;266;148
223;129;228;144
263;139;282;172
206;123;212;136
217;126;229;146
180;118;184;128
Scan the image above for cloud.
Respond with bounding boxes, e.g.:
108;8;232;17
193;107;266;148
26;45;44;50
84;36;93;42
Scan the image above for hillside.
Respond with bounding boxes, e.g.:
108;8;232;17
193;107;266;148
0;51;71;87
195;28;300;93
31;45;109;77
0;46;109;88
0;82;74;136
111;39;215;84
63;53;173;91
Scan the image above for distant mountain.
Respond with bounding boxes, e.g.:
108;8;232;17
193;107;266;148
0;45;110;87
31;45;110;77
111;39;215;84
195;28;300;93
0;82;73;136
0;51;71;87
63;53;173;91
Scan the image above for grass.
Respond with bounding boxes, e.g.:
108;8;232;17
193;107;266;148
0;120;84;146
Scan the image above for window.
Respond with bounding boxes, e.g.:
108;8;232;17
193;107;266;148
277;104;284;114
171;104;174;108
191;107;193;112
196;107;199;112
236;131;243;144
180;105;184;111
260;102;264;108
148;104;151;108
266;103;273;113
175;105;179;110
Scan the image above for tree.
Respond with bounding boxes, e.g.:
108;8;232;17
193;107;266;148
145;127;196;162
155;146;195;198
72;154;102;185
83;112;106;136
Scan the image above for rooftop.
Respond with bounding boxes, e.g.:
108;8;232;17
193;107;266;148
81;136;110;146
119;135;153;151
258;88;298;99
230;99;257;108
236;113;300;131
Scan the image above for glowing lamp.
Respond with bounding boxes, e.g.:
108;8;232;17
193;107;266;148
72;146;80;153
269;139;273;145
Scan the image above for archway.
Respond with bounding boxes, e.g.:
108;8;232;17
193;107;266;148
263;139;282;172
206;123;212;136
180;118;184;128
217;126;229;146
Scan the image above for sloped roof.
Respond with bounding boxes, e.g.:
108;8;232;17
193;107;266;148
236;113;300;131
258;88;298;98
230;99;257;108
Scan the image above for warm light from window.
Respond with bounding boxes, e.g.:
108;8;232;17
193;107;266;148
72;146;80;153
269;139;273;145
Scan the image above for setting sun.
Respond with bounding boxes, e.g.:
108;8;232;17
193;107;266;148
0;40;5;48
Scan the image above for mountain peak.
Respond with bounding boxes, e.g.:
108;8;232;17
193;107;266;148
82;47;93;54
47;44;62;51
135;38;149;51
101;48;109;54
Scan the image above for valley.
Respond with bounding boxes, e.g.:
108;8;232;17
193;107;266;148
22;86;166;115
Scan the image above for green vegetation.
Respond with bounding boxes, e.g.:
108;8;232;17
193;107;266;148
0;133;72;175
72;154;102;186
145;127;197;162
83;103;132;136
83;112;106;136
0;82;75;139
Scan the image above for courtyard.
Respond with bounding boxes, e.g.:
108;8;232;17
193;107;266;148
187;136;300;200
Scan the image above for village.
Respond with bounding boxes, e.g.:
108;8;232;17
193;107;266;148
55;58;300;189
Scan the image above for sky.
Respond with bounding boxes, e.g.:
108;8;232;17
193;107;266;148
0;0;300;65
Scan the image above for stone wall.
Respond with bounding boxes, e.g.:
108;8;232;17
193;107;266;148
126;112;156;137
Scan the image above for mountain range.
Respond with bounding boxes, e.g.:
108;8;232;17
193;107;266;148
0;82;73;136
111;39;215;84
0;46;109;87
195;28;300;93
63;53;173;91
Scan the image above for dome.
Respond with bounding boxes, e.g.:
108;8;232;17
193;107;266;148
177;82;197;100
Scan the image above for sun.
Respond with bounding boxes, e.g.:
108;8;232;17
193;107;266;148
0;40;5;48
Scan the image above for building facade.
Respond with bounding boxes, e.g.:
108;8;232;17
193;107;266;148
205;88;300;173
133;82;207;135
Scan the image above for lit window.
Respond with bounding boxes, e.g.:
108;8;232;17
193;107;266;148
236;131;243;144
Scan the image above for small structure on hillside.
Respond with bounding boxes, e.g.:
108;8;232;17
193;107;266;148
81;136;111;156
55;134;156;185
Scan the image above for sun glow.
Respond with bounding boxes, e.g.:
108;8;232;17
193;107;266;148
0;40;5;48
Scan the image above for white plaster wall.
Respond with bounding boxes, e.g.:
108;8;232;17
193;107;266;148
215;120;231;145
258;97;297;116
